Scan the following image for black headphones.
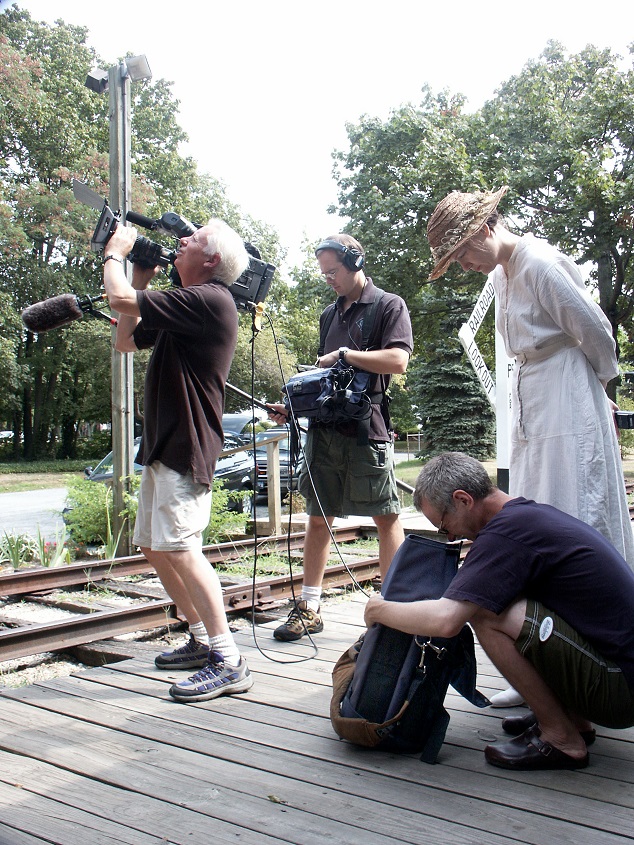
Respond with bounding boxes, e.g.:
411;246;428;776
315;239;365;272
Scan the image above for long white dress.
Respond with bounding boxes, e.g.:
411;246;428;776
491;234;634;567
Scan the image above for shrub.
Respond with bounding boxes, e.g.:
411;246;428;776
64;474;249;548
64;476;116;546
0;532;36;569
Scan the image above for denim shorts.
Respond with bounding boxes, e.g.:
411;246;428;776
517;599;634;729
133;461;212;552
298;426;400;518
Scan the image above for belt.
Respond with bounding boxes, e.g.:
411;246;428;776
515;336;580;365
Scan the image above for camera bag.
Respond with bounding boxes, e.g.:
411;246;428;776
282;288;387;444
330;534;489;763
282;361;379;425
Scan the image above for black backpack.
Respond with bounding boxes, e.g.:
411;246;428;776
330;534;490;763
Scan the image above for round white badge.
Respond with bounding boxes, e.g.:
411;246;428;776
539;616;554;642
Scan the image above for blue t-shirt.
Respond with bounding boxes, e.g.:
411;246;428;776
444;498;634;687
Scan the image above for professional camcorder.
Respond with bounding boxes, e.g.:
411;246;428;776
615;411;634;430
73;179;274;311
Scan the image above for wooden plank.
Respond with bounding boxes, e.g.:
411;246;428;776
0;695;566;845
0;750;290;845
0;697;410;845
0;736;506;845
80;664;634;779
0;779;166;845
3;673;633;844
0;823;56;845
1;598;633;844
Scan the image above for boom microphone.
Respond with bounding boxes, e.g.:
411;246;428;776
22;293;116;333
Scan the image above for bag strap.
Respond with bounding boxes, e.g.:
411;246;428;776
361;287;385;350
317;304;337;358
318;287;386;357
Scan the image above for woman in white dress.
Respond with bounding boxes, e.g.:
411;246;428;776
427;186;634;706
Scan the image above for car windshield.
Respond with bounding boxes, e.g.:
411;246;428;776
89;438;142;478
254;430;290;452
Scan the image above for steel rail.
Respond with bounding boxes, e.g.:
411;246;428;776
0;555;381;663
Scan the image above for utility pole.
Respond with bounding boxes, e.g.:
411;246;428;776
108;61;136;556
86;56;152;555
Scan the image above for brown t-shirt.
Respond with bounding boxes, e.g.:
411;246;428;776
133;282;238;487
318;277;413;441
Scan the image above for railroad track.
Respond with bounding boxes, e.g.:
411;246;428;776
0;525;381;663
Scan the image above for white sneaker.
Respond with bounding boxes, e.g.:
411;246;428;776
489;686;525;708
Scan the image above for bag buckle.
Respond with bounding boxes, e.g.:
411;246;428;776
415;636;447;673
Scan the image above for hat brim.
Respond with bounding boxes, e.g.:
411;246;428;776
427;186;508;281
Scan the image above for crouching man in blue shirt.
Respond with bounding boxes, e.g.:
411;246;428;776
365;451;634;771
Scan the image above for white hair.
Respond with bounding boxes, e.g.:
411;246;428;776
201;219;250;286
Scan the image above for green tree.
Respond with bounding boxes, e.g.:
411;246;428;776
0;9;118;457
331;88;482;336
471;41;634;395
281;237;334;364
331;88;495;454
407;288;495;458
330;44;634;446
0;8;286;458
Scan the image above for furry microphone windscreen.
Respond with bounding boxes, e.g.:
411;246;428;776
21;293;84;333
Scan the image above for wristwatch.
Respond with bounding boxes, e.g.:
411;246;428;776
339;347;350;363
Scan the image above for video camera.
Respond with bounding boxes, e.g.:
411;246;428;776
615;411;634;430
74;179;274;311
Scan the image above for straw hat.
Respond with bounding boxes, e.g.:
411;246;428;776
426;186;508;280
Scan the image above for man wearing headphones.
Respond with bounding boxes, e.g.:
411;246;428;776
268;234;413;640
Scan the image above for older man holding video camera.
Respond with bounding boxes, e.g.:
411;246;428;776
102;218;254;704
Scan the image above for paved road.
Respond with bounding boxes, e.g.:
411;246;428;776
0;487;272;545
0;487;69;543
0;449;415;544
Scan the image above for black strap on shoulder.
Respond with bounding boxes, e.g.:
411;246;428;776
317;287;391;446
361;287;385;350
318;287;385;356
317;303;337;358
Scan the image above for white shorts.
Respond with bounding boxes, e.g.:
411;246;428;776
132;461;212;552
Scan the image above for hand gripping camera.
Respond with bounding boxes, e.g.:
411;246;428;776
73;179;274;311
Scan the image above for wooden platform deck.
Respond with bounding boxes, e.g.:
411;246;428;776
1;594;633;845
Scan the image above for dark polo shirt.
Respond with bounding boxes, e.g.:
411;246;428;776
319;277;413;440
133;281;238;487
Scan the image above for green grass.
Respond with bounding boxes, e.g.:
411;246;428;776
394;458;423;488
0;470;83;493
0;457;98;493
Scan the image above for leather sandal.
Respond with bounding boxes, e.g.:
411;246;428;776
501;711;596;746
485;726;589;771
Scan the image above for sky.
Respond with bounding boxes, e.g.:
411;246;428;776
6;0;634;270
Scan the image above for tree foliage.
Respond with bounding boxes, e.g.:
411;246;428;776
331;87;496;454
0;7;287;458
3;14;633;464
472;42;634;366
330;43;634;452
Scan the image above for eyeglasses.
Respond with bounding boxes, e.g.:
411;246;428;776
321;267;340;280
437;510;449;536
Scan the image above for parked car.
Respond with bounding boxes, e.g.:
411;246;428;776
84;434;255;513
222;412;264;443
253;423;307;501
